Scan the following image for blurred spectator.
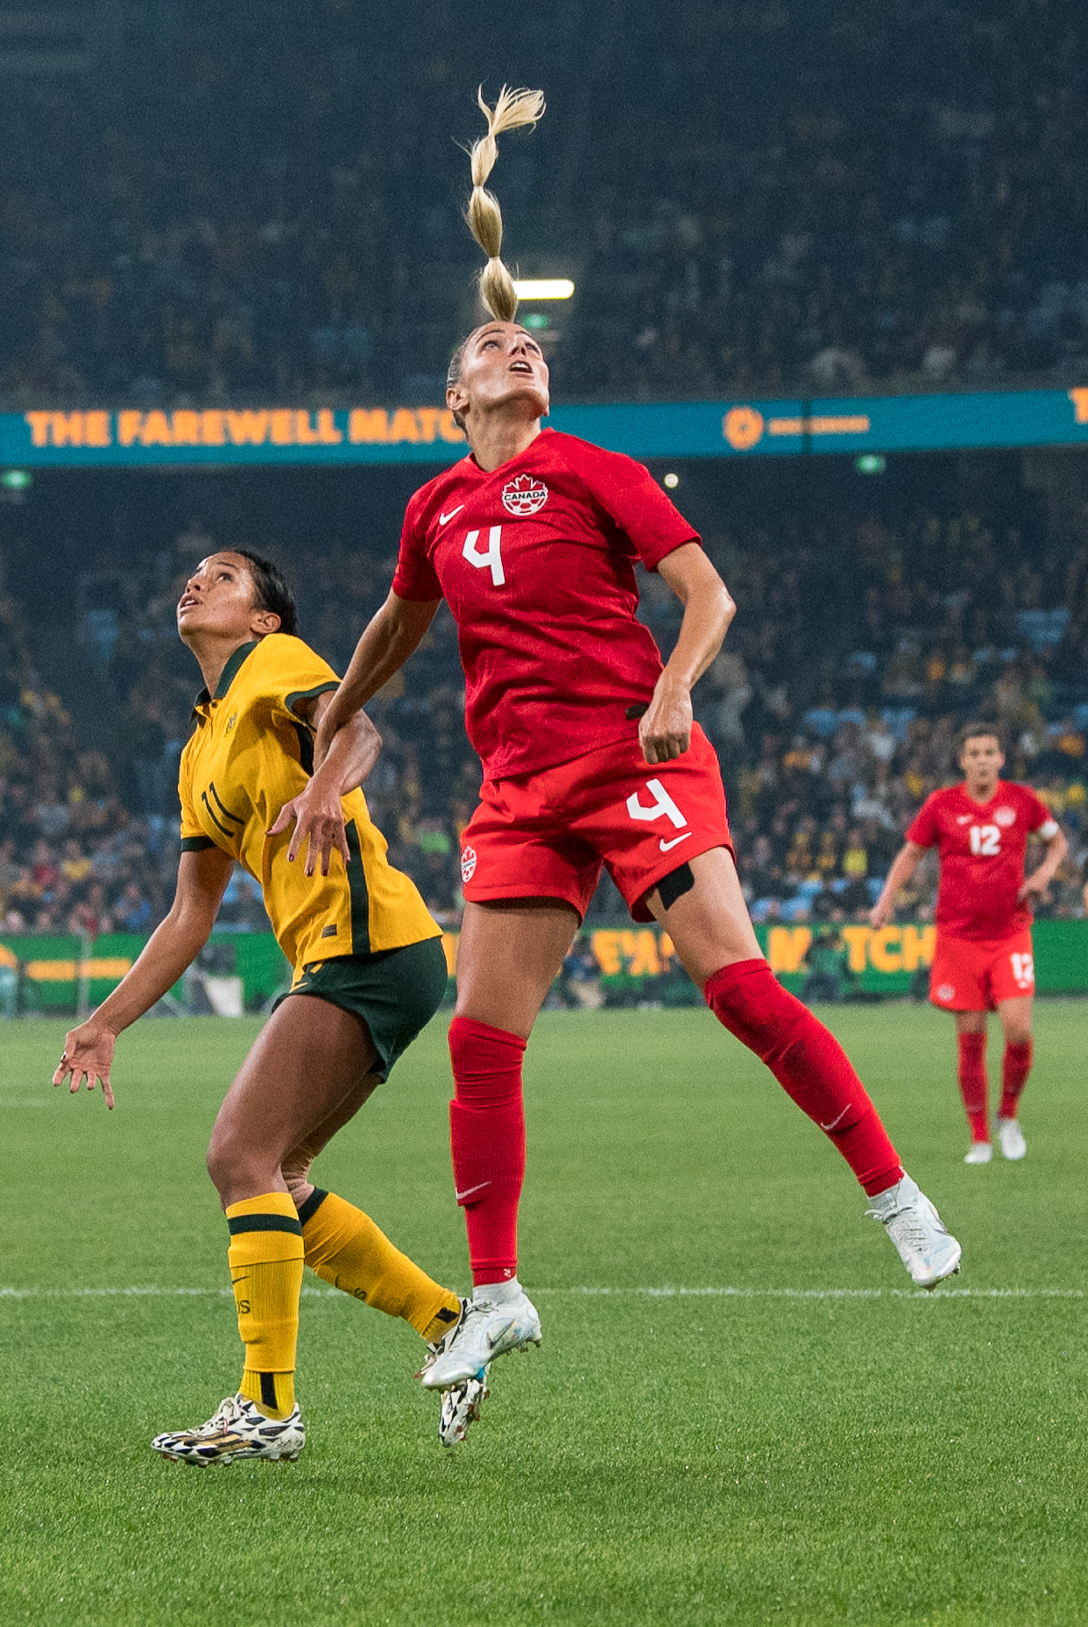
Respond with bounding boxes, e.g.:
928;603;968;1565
801;928;855;1005
3;465;1087;940
2;4;1088;402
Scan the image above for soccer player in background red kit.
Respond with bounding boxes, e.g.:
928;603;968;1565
871;727;1066;1164
284;88;963;1395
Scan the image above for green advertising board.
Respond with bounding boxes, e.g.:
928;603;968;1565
0;933;291;1016
2;922;1086;1015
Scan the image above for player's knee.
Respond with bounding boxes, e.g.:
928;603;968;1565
1005;1022;1033;1048
205;1124;257;1197
205;1132;232;1196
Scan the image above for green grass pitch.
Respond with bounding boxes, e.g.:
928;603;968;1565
2;1002;1086;1627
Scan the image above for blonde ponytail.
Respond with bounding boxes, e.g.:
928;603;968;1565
464;85;545;321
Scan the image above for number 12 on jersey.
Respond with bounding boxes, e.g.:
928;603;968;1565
463;526;505;587
969;824;1001;855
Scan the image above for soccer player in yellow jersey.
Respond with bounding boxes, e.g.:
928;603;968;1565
53;549;482;1461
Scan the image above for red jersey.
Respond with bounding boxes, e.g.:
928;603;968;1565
906;780;1058;940
391;428;699;778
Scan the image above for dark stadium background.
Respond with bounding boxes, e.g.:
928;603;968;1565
4;10;1088;1627
2;0;1087;993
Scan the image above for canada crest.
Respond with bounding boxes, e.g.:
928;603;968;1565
502;473;549;516
994;806;1016;827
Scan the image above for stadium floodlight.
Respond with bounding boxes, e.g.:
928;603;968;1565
663;472;680;488
514;279;575;300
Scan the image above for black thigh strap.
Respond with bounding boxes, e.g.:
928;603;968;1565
656;862;695;912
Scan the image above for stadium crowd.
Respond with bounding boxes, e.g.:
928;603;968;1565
1;1;1087;405
3;470;1087;945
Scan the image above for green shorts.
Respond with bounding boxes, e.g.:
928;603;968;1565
276;937;448;1080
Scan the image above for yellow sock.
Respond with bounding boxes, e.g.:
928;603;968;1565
298;1188;461;1341
226;1193;304;1420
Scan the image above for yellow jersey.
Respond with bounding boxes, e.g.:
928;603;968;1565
178;634;440;973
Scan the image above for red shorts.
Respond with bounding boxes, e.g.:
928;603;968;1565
929;929;1035;1012
459;724;734;922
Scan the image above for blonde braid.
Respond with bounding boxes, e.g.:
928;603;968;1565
464;85;546;321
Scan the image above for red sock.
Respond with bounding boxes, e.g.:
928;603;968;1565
956;1031;990;1142
704;959;903;1196
1000;1039;1033;1121
448;1016;527;1287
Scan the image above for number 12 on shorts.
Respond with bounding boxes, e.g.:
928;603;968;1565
1010;952;1034;987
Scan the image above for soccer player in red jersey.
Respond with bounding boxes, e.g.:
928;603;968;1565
870;727;1066;1164
285;88;963;1391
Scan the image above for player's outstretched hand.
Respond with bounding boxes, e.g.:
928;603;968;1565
54;1021;117;1110
1017;871;1049;903
869;898;893;929
269;781;350;878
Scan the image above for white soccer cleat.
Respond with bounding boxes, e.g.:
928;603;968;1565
964;1141;993;1165
418;1289;541;1390
997;1117;1027;1160
438;1370;490;1447
151;1394;305;1466
867;1173;962;1289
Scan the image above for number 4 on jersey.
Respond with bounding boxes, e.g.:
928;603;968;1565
463;526;505;587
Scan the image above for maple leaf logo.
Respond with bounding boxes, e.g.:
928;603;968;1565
501;474;549;516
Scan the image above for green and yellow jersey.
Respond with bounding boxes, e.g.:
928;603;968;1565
178;634;440;974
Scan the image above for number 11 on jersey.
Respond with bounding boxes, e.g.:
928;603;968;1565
463;526;505;587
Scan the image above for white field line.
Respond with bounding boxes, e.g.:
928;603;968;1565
0;1284;1082;1301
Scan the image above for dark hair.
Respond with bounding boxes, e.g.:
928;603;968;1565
234;549;298;638
957;721;1003;754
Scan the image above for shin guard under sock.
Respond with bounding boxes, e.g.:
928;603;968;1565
957;1031;990;1142
704;959;903;1196
999;1039;1033;1121
448;1015;527;1286
297;1188;460;1341
226;1193;304;1419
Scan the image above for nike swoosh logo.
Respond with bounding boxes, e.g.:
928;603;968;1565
455;1180;490;1201
956;815;973;824
439;505;465;526
659;832;692;852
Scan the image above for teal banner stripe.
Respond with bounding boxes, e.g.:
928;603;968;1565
4;388;1088;467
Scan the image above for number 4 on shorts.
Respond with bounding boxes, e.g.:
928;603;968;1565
626;779;687;829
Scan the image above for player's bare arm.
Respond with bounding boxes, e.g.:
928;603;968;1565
53;846;234;1108
1018;824;1068;901
639;544;734;765
313;591;441;770
268;692;382;877
870;841;926;929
